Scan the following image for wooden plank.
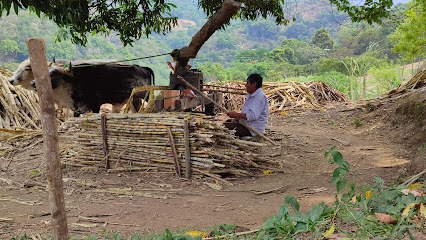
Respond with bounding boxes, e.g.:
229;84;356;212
164;90;180;110
27;38;69;240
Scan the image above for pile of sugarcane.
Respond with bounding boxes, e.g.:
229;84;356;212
398;68;426;90
0;67;41;130
306;81;348;104
358;68;426;109
63;112;272;177
204;80;347;112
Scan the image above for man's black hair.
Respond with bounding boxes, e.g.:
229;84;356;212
247;73;263;88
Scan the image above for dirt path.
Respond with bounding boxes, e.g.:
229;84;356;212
0;104;417;238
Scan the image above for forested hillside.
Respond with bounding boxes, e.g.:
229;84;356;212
0;0;420;95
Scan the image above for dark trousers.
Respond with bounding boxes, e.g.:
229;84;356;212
224;120;252;137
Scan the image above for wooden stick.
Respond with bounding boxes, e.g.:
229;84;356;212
177;75;277;145
27;38;69;240
192;168;233;186
101;114;109;171
184;118;192;179
166;126;181;177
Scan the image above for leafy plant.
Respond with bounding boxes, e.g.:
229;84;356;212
209;224;238;236
353;120;361;127
326;146;350;192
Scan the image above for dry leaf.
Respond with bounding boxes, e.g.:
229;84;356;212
419;202;426;218
375;213;397;224
402;203;416;217
408;183;422;190
401;189;422;197
323;224;335;237
186;230;207;237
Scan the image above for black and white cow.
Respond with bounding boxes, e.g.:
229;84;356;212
10;59;155;116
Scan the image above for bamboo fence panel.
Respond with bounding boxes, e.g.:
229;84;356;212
63;112;276;177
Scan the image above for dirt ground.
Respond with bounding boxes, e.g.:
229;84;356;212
0;88;425;239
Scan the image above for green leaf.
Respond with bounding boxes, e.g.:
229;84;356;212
374;177;384;183
331;151;343;164
332;168;341;178
331;176;340;184
29;170;40;174
336;178;347;192
290;212;309;223
284;195;300;211
308;204;324;222
279;205;289;217
115;233;121;240
12;0;18;15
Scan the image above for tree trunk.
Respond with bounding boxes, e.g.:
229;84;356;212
176;0;241;72
27;38;69;240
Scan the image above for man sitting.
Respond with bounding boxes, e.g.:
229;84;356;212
224;73;269;138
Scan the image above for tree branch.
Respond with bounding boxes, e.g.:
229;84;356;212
179;0;241;59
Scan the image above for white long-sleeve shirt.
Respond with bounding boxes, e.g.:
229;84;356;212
241;88;269;136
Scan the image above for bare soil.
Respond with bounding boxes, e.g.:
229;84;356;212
1;89;425;239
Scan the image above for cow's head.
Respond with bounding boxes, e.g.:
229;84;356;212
30;67;72;90
9;59;34;89
10;59;72;89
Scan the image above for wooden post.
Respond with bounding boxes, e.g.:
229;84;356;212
101;114;109;170
184;119;191;179
27;38;69;240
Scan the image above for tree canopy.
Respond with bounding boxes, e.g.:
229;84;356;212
390;0;426;62
0;0;398;46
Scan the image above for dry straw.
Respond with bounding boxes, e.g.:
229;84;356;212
0;67;41;130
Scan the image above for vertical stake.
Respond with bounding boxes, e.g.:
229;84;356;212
27;38;69;240
101;113;109;171
184;118;191;179
166;126;181;177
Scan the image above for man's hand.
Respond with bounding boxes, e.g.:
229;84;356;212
227;111;246;120
227;111;239;119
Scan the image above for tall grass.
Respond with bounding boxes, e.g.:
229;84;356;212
369;66;404;97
